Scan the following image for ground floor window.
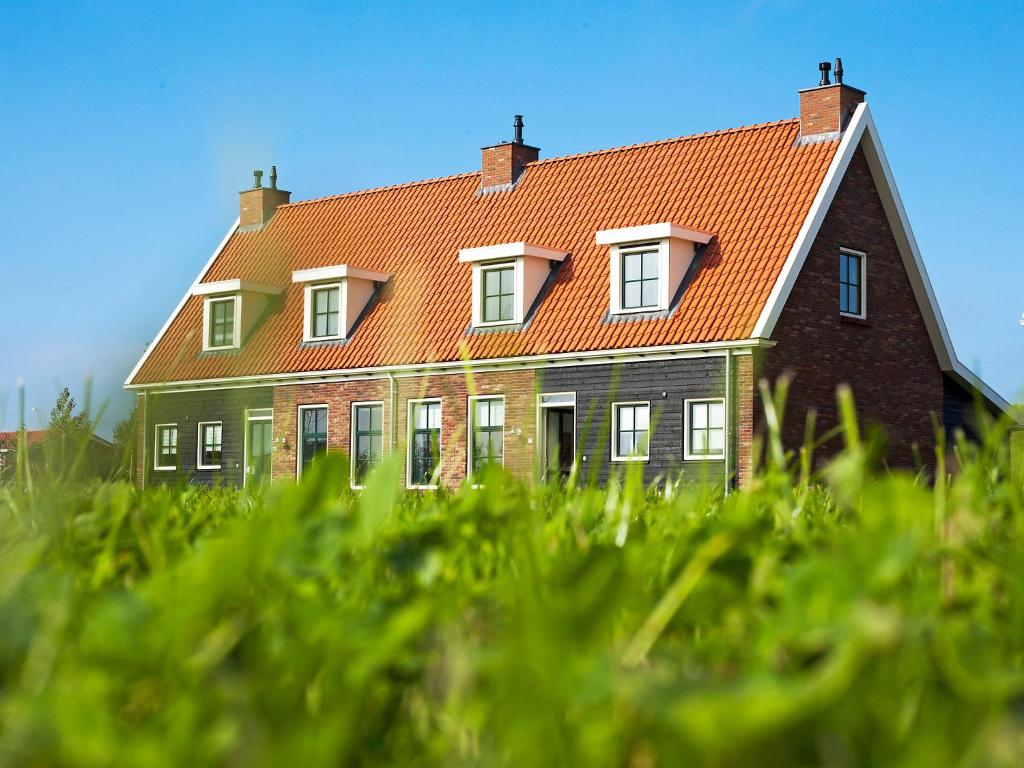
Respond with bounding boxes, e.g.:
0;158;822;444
197;422;222;469
611;402;650;461
154;424;178;470
685;399;725;459
470;397;504;477
352;402;383;486
299;406;328;476
408;400;441;487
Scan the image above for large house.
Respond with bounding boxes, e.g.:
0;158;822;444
125;62;1012;490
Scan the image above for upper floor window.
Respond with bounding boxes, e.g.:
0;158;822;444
352;402;383;487
482;265;515;323
470;397;504;476
611;402;650;461
205;296;238;350
298;405;328;477
310;284;341;339
620;247;660;311
684;399;725;460
197;421;223;469
839;248;866;318
154;424;178;471
408;400;441;488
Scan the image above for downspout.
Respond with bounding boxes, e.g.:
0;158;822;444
723;351;731;496
386;372;397;452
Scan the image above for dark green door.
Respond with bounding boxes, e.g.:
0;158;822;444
247;419;272;485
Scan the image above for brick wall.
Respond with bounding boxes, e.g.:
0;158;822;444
799;84;865;137
480;143;538;190
736;354;754;487
761;146;942;468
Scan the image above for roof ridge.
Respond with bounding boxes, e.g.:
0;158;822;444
279;117;801;211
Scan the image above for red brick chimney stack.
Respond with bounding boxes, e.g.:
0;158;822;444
480;115;539;192
798;59;866;140
239;166;291;230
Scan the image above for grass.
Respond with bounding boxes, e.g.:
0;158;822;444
1;390;1023;766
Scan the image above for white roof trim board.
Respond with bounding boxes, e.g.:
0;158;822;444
291;264;393;283
458;242;568;263
753;102;1015;418
192;279;284;296
595;222;714;246
123;218;240;387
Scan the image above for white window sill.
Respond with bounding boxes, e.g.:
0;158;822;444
303;334;346;343
683;454;724;462
197;464;222;470
611;455;650;463
406;484;439;491
154;466;177;472
839;312;867;321
611;306;663;316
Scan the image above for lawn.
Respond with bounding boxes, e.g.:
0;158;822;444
1;396;1023;766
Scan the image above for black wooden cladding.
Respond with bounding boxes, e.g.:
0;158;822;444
144;387;274;487
538;357;729;485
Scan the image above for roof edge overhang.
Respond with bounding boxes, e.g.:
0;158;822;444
126;337;773;392
124;218;240;388
192;279;283;296
458;242;568;263
291;264;393;283
752;102;1018;423
595;222;713;246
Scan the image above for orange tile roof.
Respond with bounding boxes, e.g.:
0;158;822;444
130;119;839;385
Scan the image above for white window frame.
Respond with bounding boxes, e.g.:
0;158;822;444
471;260;523;327
683;398;726;461
202;295;241;351
839;247;868;320
610;401;651;462
242;408;273;485
609;241;671;315
196;421;223;470
153;423;178;471
296;403;329;479
406;398;442;490
303;282;345;342
350;400;385;490
467;395;506;478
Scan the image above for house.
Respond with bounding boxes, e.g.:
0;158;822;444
124;62;1013;490
0;429;115;478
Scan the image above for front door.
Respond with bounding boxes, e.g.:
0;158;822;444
543;406;575;482
246;413;272;485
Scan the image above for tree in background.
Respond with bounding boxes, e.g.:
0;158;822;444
111;400;140;480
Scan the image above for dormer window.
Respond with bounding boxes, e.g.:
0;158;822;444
292;265;392;343
459;242;568;328
207;296;238;349
597;223;713;316
193;279;284;353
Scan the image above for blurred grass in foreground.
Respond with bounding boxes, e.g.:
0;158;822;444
1;388;1023;767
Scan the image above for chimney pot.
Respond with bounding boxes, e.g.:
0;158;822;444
270;165;278;189
513;114;524;145
240;167;290;229
834;57;844;84
253;169;263;188
818;61;832;86
799;59;865;139
480;116;538;192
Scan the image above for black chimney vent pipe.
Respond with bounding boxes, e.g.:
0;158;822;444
253;169;263;188
270;165;278;190
513;114;524;145
834;58;844;84
818;61;831;86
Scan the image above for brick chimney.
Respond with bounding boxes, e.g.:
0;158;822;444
798;59;865;140
239;166;290;230
480;115;539;193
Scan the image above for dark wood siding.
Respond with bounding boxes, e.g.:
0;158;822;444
538;356;730;486
144;387;274;487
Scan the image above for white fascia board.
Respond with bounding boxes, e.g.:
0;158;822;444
124;218;239;388
595;223;713;246
292;264;392;283
458;242;568;263
192;279;283;296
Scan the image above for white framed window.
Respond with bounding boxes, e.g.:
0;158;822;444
154;423;178;471
297;404;329;478
305;283;343;341
351;401;384;489
202;296;240;351
197;421;223;469
619;246;661;311
684;399;725;460
459;243;568;329
611;402;650;462
468;395;504;478
407;399;442;489
480;265;516;324
839;248;867;319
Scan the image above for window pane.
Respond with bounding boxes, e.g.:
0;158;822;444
709;402;724;429
848;256;860;287
476;400;490;427
414;404;427;430
328;287;339;312
499;295;514;321
484;296;500;322
642;251;658;279
692;429;707;452
691;403;707;429
623;282;641;309
484;270;501;297
849;286;860;314
635;405;649;431
492;401;504;426
709;428;724;453
500;267;514;295
427;403;440;429
370;405;382;431
623;252;641;282
636;429;649;455
839;253;848;283
641;279;658;308
619;405;633;431
618;432;633;457
357;406;370;432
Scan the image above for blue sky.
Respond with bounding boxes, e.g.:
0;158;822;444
1;0;1021;436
